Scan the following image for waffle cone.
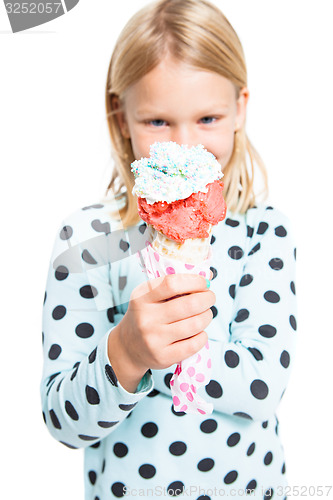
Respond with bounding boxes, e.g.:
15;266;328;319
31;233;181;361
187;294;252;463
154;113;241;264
146;224;212;265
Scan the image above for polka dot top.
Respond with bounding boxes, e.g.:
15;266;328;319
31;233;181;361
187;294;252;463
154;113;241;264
41;200;297;500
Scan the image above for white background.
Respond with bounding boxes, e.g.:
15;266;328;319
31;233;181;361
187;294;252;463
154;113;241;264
1;0;333;498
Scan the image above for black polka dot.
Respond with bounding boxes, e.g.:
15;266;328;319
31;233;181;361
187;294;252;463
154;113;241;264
139;223;147;234
290;281;296;295
105;364;118;386
228;246;244;260
139;464;156;479
147;389;160;398
82;249;97;264
210;267;217;279
226;218;240;228
60;441;78;449
91;219;110;235
75;322;94;339
113;442;128;458
169;441;187;456
107;306;117;323
205;380;223;398
239;274;253;286
85;385;100;405
200;419;217;433
257;222;269;235
225;350;239;368
229;284;236;299
90;441;100;448
141;422;158;438
167;481;184;496
171;405;186;417
197;458;214;472
119;403;137;411
119;275;127;290
111;482;126;497
280;350;290;368
246;479;257;492
98;420;119;428
269;258;284;270
234;411;253;420
264;290;280;303
264;488;274;500
71;362;80;380
250;379;269;400
247;442;256;456
78;434;99;441
55;265;69;281
275;225;287;237
210;234;216;245
224;470;238;484
48;344;61;360
289;315;297;330
43;291;47;305
60;225;73;240
264;451;273;465
258;324;277;338
282;462;286;474
82;204;104;210
88;348;97;364
262;420;268;429
52;305;66;320
88;470;97;485
65;400;79;420
248;347;263;361
119;239;130;252
80;285;98;299
227;432;240;447
164;373;173;389
247;226;254;237
294;248;297;260
248;242;260;256
235;308;249;322
210;305;218;318
49;409;61;429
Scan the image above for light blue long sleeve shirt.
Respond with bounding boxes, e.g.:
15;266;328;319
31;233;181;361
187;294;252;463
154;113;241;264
41;200;296;500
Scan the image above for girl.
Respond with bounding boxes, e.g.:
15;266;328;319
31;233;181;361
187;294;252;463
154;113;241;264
41;1;297;499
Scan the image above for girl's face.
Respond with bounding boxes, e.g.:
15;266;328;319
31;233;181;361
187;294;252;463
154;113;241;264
115;55;249;170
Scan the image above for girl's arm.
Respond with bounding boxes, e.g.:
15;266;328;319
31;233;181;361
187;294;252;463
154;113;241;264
207;206;297;421
40;210;154;450
41;206;214;448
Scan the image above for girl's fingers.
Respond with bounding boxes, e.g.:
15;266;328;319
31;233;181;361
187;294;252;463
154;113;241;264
167;330;208;362
166;308;213;344
148;273;210;302
159;289;215;324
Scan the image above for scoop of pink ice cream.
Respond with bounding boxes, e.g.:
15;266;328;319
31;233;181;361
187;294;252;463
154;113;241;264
137;179;227;243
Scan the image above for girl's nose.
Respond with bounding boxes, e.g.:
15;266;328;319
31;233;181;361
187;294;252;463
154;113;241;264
170;126;197;147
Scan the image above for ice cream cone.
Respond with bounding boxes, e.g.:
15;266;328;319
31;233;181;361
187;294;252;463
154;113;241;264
146;223;212;265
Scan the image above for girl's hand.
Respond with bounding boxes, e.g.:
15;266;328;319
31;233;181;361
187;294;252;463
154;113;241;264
108;272;215;392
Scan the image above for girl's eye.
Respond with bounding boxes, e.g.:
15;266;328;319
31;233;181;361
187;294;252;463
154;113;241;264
200;116;217;124
147;119;167;127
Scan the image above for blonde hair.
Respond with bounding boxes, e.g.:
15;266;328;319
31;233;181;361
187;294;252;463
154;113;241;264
105;0;268;228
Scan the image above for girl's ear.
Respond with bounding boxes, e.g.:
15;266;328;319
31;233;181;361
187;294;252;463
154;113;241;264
235;87;249;132
111;96;130;138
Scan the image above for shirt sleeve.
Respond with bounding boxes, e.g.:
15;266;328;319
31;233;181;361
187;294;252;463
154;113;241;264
40;211;154;449
206;206;297;421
